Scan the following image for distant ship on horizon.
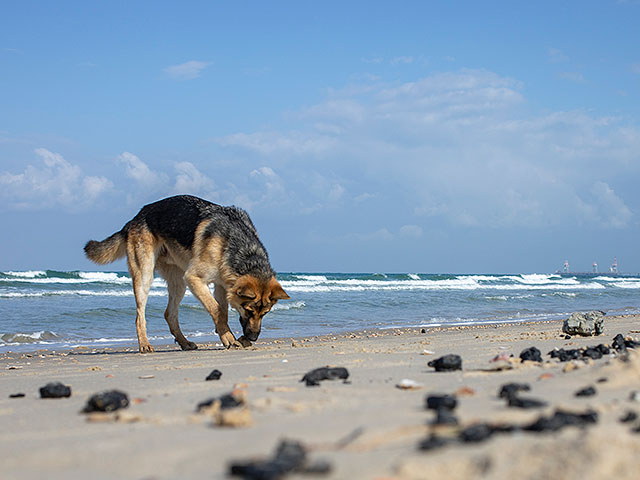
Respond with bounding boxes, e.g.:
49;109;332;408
555;257;629;277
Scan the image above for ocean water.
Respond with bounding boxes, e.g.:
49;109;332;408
1;270;639;352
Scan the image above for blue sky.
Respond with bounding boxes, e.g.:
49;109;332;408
1;0;639;273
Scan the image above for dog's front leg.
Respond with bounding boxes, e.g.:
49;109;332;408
186;273;241;348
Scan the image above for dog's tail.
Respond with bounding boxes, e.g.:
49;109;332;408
84;230;127;265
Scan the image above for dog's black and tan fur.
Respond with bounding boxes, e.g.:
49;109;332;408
84;195;289;353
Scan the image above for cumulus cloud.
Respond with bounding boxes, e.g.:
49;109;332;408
117;151;168;189
0;148;112;210
590;181;632;228
214;69;638;230
164;60;210;80
172;161;216;197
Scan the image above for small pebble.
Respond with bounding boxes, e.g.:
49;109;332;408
396;379;423;390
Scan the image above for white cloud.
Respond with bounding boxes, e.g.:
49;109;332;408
249;166;287;205
0;148;112;210
164;60;210;80
214;69;638;230
117;152;167;189
548;48;568;63
172;162;216;198
590;181;632;228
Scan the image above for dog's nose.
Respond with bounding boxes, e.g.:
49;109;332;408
245;330;260;341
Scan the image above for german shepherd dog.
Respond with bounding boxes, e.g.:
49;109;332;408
84;195;289;353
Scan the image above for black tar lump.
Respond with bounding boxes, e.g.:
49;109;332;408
300;367;349;386
83;390;129;412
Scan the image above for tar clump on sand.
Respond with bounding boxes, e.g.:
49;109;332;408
300;367;349;386
205;369;222;381
575;386;597;397
519;347;542;362
83;390;130;412
427;354;462;372
419;408;599;452
498;383;530;399
197;384;253;428
39;382;72;398
229;439;331;479
612;333;640;351
498;382;547;409
549;344;609;362
425;394;459;425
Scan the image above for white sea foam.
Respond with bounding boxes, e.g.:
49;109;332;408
0;272;131;285
4;270;47;278
272;300;306;311
0;289;170;298
293;274;328;282
612;281;640;289
408;274;420;280
280;277;605;293
1;330;60;344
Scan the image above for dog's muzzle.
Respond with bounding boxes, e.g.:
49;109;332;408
239;315;260;342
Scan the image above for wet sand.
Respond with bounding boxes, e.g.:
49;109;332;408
1;315;640;479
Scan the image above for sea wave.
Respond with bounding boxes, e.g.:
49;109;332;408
272;300;306;311
1;330;61;344
0;270;132;285
0;289;169;298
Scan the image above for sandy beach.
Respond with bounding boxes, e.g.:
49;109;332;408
2;314;640;479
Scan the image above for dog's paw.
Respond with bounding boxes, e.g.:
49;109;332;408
180;341;198;351
220;331;240;349
139;344;155;354
237;336;253;348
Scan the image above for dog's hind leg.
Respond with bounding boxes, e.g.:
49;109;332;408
127;230;157;354
157;261;197;351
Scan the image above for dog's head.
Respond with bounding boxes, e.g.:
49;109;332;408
229;275;290;341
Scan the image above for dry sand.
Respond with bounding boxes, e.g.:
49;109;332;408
1;315;640;479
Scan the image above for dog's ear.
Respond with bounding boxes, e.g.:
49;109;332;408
267;277;290;301
234;276;258;299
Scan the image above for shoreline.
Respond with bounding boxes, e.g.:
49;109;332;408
1;314;620;358
0;317;565;358
1;314;639;479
